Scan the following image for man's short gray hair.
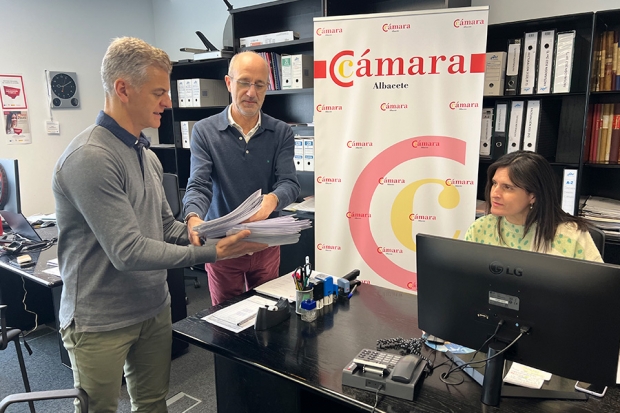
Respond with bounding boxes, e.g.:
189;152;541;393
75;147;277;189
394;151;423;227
101;37;172;95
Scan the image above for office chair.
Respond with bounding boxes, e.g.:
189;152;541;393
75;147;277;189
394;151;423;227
162;173;200;289
0;305;35;412
588;225;606;257
0;389;88;413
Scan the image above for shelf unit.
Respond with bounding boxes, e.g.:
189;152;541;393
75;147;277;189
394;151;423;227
478;10;620;263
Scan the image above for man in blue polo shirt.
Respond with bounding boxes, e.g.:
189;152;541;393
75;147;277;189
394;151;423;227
183;51;300;305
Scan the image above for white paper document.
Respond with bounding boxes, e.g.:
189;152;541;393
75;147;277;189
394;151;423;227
203;295;277;333
254;273;298;302
193;190;312;246
503;362;552;389
43;266;61;276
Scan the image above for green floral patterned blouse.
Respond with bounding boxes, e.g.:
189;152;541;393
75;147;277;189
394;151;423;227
465;214;603;262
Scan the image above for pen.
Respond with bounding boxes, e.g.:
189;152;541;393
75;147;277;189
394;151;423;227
236;313;256;326
347;284;359;299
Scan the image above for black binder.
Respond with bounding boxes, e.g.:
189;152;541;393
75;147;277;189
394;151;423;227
505;39;522;95
491;101;510;159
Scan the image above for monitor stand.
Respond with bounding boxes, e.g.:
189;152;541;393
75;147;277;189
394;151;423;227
451;342;588;406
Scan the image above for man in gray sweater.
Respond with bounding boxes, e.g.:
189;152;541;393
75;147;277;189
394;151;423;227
52;37;266;413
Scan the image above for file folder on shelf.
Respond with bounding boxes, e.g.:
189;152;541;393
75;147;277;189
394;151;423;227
536;30;556;94
302;138;314;171
522;100;540;153
484;52;507;96
522;100;561;159
553;31;576;93
507;101;525;153
181;121;196;149
281;55;293;89
291;55;314;89
479;108;494;157
177;79;187;107
491;101;510;160
505;39;522;96
294;138;304;171
520;32;539;95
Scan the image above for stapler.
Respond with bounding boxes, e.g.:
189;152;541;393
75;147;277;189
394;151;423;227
254;297;290;330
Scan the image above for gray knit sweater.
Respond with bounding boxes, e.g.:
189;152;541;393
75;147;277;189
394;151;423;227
53;122;217;333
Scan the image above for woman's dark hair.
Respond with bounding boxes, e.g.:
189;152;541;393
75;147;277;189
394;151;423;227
484;150;589;251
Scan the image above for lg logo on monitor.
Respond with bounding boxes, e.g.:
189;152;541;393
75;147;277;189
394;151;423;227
489;261;523;276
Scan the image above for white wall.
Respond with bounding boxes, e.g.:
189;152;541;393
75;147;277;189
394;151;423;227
0;0;155;216
152;0;265;63
473;0;620;24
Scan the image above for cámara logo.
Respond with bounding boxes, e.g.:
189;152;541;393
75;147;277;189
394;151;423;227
408;213;437;221
489;261;523;276
346;212;372;219
347;140;373;148
317;243;341;251
445;178;474;186
377;246;404;254
314;48;486;88
453;18;485;28
380;102;408;111
378;177;406;185
316;27;343;36
382;23;411;32
411;139;440;149
316;176;342;184
316;104;343;113
449;101;479;110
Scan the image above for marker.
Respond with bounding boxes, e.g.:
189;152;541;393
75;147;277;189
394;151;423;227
347;284;359;299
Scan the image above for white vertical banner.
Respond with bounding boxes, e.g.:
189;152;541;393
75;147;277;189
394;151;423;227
314;7;488;292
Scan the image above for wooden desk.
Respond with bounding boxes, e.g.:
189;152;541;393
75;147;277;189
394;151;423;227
172;284;620;413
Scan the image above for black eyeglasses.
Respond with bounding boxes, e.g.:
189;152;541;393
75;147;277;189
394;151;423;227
229;76;267;92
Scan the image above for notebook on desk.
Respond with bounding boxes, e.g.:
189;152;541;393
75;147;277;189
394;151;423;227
0;210;42;242
254;274;297;302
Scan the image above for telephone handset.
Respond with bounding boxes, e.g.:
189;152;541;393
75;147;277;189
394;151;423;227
391;354;422;383
343;349;427;400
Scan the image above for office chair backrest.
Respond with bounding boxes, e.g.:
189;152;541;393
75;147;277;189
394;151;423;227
588;225;606;257
162;173;182;221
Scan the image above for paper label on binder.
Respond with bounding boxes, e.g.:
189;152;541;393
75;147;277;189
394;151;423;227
506;43;521;76
521;32;538;94
522;100;541;152
495;103;508;133
553;31;576;93
507;101;525;153
561;169;578;215
480;108;493;156
536;30;556;94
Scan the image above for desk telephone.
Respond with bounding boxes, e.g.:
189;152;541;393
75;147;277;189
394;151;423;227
342;349;427;400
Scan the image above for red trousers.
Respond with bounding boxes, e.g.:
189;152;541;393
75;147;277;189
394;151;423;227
205;246;280;306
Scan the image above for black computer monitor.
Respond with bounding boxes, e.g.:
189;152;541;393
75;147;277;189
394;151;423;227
416;234;620;405
0;158;22;214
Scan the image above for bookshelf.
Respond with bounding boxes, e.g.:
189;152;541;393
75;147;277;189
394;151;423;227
479;10;620;263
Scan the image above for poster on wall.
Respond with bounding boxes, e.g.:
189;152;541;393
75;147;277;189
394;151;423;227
0;75;28;110
3;110;32;144
314;7;489;292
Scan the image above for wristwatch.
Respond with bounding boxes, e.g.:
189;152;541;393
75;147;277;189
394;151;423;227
184;212;200;225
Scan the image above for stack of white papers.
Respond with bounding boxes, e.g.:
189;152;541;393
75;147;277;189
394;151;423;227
581;196;620;241
203;295;276;333
193;190;312;246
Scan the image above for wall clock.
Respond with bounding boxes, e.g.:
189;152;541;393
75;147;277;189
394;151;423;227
48;71;80;108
